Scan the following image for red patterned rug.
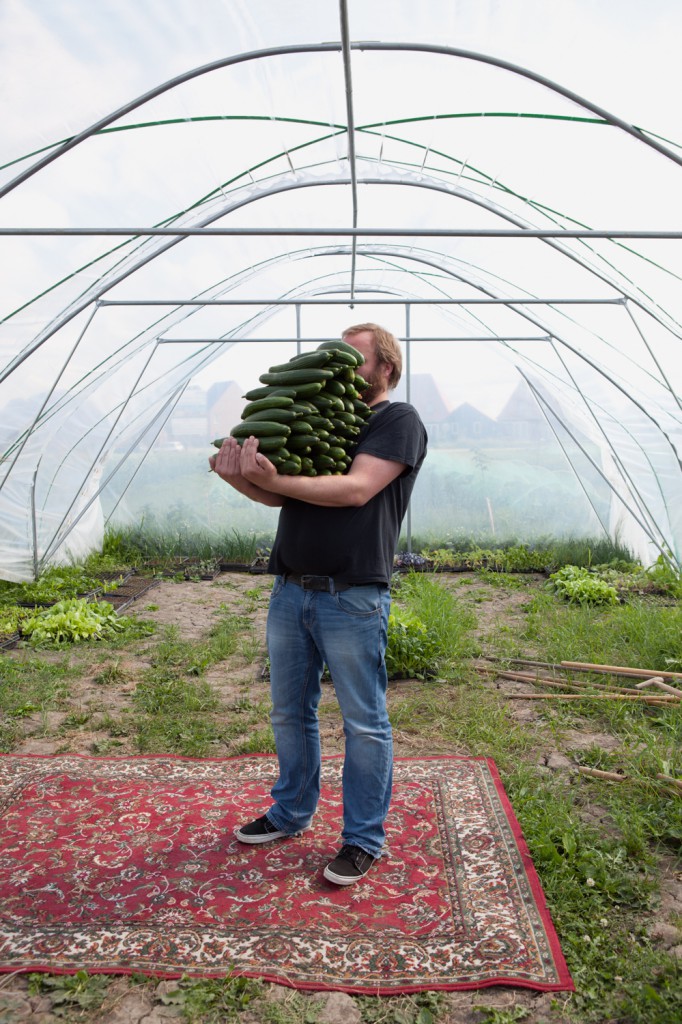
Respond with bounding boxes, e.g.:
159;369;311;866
0;754;572;994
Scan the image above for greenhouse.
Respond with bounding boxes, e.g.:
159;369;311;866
1;0;681;580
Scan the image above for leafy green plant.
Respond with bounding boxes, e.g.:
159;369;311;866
0;604;28;635
27;970;110;1016
0;564;120;607
21;599;128;646
157;973;261;1022
547;565;619;606
386;605;441;679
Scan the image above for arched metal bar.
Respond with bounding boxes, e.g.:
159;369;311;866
3;39;682;202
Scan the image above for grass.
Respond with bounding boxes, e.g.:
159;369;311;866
0;556;681;1023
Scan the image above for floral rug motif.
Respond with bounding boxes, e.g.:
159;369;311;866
0;754;573;994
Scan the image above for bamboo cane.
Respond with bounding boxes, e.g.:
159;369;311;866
578;766;627;781
505;692;678;703
651;680;682;698
633;677;682;697
493;669;651;696
655;773;682;792
633;677;666;689
560;660;682;681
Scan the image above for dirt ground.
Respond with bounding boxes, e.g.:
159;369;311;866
0;572;679;1023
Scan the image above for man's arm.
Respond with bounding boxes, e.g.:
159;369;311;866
238;435;406;507
209;437;285;507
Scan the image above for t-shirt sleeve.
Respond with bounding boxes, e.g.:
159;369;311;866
354;403;427;472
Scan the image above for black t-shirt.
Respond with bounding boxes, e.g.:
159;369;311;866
268;401;428;585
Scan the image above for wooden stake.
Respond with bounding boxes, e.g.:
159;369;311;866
634;677;666;689
655;773;682;792
652;680;682;698
505;692;678;703
492;669;651;696
560;660;682;681
578;766;627;782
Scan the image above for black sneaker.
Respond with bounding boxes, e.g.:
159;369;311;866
323;844;376;885
234;814;308;845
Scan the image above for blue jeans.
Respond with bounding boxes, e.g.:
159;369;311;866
264;575;392;858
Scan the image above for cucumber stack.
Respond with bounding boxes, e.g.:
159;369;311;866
211;340;374;475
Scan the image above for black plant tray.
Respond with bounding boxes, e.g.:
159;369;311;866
98;577;160;613
0;632;20;651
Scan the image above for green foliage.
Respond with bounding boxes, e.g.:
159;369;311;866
157;973;261;1022
386;605;441;679
0;654;74;751
130;619;270;757
358;991;447;1024
21;599;128;647
523;591;682;678
391;571;479;672
547;565;619;606
27;970;110;1016
0;603;28;635
103;517;267;563
0;564;121;607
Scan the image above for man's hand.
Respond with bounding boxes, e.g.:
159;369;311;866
209;436;243;482
208;436;284;507
239;435;279;488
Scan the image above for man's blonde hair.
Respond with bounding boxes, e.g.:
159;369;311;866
342;323;402;389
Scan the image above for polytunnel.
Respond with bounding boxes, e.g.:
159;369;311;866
1;0;681;581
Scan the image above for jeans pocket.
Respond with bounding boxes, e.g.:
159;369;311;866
334;584;386;616
270;575;285;600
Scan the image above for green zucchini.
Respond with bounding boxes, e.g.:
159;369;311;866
241;395;295;418
323;348;359;367
243;385;296;401
317;339;365;364
307;415;334;430
289;401;318;415
270;351;332;372
230;421;291;439
267;449;291;467
279;459;302;475
235;435;289;452
324;379;346;397
242;407;297;424
289;420;314;434
259;368;334;386
286;435;315;451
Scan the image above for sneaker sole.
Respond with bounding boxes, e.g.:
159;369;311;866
234;824;311;845
323;864;370;885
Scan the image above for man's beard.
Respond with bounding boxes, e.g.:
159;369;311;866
359;368;386;406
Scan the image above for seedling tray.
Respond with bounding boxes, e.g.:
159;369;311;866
99;576;160;613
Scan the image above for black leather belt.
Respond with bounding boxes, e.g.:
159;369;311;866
285;573;353;593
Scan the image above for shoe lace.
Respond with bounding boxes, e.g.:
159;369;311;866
337;843;368;867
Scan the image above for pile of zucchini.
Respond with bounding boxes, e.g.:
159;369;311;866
212;340;374;475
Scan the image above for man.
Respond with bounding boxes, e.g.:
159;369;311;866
210;323;427;885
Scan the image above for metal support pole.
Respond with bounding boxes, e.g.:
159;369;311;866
405;302;412;553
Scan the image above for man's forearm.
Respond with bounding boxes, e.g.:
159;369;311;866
225;473;284;507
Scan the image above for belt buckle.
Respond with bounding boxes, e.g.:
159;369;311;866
301;574;331;592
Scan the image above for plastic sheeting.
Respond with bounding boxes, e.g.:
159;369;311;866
1;1;681;579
